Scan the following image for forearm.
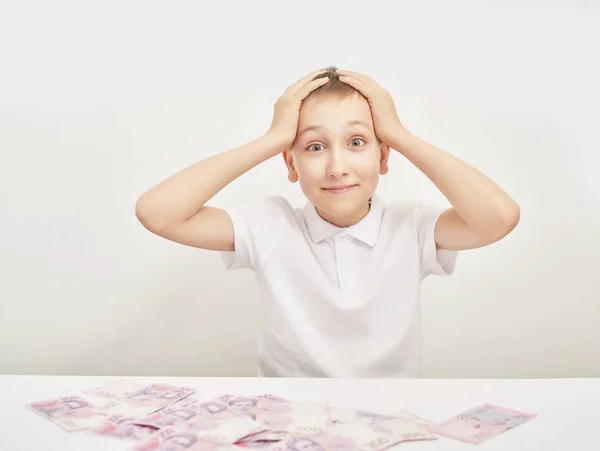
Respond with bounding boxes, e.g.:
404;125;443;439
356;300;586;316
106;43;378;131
390;127;520;235
136;133;285;227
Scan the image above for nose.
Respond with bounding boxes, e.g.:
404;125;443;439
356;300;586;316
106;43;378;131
326;147;349;178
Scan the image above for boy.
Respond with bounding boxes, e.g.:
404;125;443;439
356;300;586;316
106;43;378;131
135;66;520;378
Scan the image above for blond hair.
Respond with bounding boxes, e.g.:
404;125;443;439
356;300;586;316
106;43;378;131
307;65;360;100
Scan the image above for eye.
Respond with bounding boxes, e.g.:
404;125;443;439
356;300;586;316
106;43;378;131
349;137;365;148
306;143;324;152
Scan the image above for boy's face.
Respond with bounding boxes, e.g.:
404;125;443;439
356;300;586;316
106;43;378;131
285;92;389;227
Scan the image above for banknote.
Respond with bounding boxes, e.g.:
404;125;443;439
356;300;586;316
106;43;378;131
433;402;537;445
326;407;399;427
130;426;239;451
166;396;201;408
135;398;263;443
264;418;435;451
371;417;438;442
392;410;435;426
26;395;112;432
218;395;294;428
120;383;196;416
278;402;330;435
84;380;197;418
89;415;158;441
220;395;329;435
85;379;144;400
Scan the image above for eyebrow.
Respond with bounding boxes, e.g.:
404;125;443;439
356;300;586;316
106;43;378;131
297;120;372;137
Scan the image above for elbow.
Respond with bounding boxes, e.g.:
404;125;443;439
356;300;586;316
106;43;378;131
503;203;521;232
135;197;149;225
135;197;162;233
489;203;520;241
135;195;188;238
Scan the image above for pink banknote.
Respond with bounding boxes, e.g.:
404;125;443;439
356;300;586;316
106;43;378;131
89;415;158;441
135;398;263;443
84;380;197;417
326;407;399;427
264;418;435;451
85;379;144;400
26;395;111;432
433;403;537;445
218;395;294;429
130;426;239;451
272;402;330;436
392;410;435;426
371;417;437;443
120;383;196;416
220;395;329;436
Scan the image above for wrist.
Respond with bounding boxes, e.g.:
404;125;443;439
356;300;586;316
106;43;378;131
263;131;293;155
387;125;414;153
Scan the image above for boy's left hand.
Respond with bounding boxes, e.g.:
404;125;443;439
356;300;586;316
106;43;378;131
336;68;406;146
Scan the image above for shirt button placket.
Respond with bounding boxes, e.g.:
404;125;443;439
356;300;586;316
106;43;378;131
337;234;349;291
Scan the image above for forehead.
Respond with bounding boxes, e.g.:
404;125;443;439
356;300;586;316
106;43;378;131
298;93;373;130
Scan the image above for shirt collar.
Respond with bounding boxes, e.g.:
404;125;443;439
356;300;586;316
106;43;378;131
302;194;384;247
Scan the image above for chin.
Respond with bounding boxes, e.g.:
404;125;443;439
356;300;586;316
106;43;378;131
316;197;367;216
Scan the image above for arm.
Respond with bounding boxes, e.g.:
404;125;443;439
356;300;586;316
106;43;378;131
389;129;520;251
135;69;330;251
336;69;520;251
135;133;285;251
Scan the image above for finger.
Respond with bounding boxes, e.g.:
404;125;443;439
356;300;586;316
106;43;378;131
337;74;375;99
335;68;364;79
294;76;330;101
337;69;380;86
286;69;328;95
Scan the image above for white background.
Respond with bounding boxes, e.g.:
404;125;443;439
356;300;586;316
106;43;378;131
1;0;598;378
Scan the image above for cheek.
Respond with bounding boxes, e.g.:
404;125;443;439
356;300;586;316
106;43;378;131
349;152;381;176
294;158;322;181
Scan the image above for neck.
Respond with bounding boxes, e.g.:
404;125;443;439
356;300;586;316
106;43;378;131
316;200;371;228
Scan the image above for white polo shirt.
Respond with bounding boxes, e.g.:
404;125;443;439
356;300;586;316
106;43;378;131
220;194;458;378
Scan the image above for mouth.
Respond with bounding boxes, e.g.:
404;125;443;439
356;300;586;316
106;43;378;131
322;184;357;194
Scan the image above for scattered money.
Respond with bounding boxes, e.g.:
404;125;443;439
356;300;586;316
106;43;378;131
25;379;537;449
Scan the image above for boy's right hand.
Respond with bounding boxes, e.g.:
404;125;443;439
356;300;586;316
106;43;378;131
266;69;330;149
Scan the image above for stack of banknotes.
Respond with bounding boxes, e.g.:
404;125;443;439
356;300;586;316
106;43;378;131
25;379;537;449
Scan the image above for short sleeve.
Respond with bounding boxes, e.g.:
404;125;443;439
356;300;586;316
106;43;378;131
220;195;288;271
416;202;458;278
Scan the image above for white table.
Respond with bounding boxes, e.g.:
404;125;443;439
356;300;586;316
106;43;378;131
1;375;599;450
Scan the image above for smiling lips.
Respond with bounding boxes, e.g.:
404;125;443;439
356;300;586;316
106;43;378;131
323;184;357;194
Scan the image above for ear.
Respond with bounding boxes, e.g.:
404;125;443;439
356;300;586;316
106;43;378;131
379;142;390;175
282;150;298;183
